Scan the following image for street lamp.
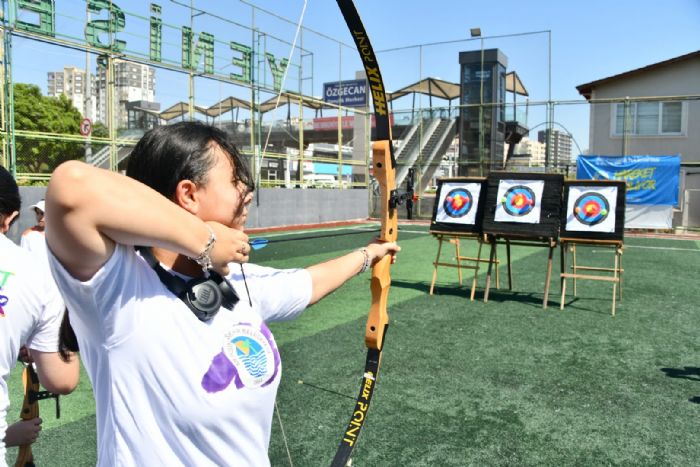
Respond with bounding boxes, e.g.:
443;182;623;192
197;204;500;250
470;27;485;175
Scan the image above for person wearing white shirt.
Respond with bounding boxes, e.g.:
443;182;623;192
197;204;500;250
0;166;79;466
46;121;399;466
20;200;48;262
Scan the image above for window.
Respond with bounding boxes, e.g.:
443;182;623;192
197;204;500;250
614;101;684;136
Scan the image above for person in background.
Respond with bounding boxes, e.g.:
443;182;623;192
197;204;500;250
0;166;80;466
20;200;47;257
46;121;399;466
19;199;50;273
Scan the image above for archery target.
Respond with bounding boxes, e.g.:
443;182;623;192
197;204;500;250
565;186;617;233
501;185;536;216
435;182;482;225
494;179;544;223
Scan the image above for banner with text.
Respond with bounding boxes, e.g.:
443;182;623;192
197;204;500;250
323;79;368;107
577;155;680;206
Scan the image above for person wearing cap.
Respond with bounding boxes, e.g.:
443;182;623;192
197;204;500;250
0;167;79;464
20;200;47;261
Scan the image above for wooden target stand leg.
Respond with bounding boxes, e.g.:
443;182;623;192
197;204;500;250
485;236;553;309
430;233;489;301
559;239;624;316
429;236;445;296
542;238;557;309
483;235;513;303
455;238;464;285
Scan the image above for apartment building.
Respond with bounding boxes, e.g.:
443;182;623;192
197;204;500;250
47;66;96;119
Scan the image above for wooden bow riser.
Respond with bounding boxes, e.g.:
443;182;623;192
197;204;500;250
15;365;40;467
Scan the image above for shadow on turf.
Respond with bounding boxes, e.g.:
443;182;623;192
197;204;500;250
394;278;621;315
660;367;700;404
409;279;549;309
660;366;700;381
557;296;617;316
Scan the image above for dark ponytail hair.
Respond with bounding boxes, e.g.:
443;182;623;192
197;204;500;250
59;122;254;356
126;121;255;199
59;309;79;361
0;165;21;226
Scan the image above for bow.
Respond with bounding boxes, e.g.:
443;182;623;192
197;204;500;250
14;364;60;467
331;2;412;465
15;364;40;467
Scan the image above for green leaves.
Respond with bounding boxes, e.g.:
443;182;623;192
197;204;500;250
13;83;84;173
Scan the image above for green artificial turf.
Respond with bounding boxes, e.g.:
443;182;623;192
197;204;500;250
5;225;699;466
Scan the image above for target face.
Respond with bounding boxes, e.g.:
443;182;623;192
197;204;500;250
573;192;609;226
435;182;482;226
494;179;544;224
443;188;474;218
501;185;536;217
565;186;617;233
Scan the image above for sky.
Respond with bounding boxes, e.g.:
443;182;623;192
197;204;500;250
8;0;700;152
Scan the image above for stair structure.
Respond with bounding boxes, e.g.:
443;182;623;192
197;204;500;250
393;118;456;191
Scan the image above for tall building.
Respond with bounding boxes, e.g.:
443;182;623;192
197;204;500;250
96;59;156;129
537;129;573;167
457;48;507;176
509;137;546;166
47;66;96;120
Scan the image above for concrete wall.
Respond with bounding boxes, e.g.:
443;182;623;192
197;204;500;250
246;187;369;228
7;186;369;244
7;186;46;244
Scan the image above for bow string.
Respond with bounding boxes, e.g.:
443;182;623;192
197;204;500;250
331;2;413;465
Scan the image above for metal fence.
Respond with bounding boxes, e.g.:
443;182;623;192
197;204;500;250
1;1;697;226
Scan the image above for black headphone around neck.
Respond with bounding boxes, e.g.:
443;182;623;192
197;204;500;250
137;247;239;322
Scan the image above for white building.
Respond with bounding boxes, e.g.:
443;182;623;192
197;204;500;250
576;50;700;229
537;129;573;166
504;137;546;167
96;60;156;128
47;66;96;120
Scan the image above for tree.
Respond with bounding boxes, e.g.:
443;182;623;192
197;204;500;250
13;83;84;173
92;121;108;138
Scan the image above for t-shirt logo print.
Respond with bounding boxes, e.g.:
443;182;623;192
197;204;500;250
201;323;281;392
0;269;15;317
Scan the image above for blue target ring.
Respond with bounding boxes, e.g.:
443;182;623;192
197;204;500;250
501;185;536;217
573;192;610;226
443;188;473;218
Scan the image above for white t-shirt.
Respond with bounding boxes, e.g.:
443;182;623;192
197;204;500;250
0;235;65;465
20;229;49;271
48;244;312;466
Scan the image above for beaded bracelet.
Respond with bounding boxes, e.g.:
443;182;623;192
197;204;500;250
188;224;216;273
357;247;371;274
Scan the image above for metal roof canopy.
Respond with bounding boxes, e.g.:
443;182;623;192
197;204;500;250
388;74;528;105
157;91;336;122
159;102;210;121
505;71;528;97
256;91;333;114
158;71;532;122
205;96;252;117
388;77;461;102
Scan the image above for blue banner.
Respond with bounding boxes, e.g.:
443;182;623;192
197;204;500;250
577;155;680;206
323;79;368;107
